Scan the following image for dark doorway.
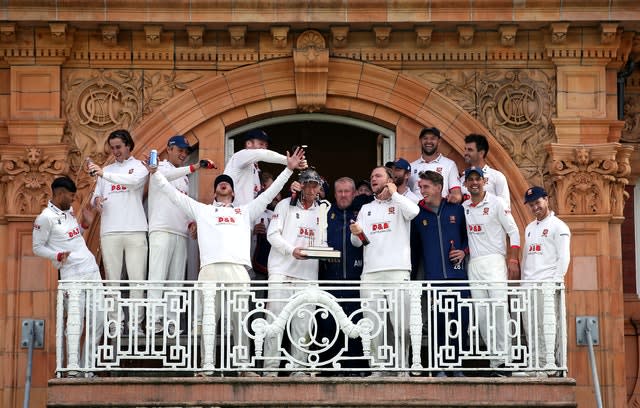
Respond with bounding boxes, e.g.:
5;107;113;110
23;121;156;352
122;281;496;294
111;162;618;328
231;121;381;197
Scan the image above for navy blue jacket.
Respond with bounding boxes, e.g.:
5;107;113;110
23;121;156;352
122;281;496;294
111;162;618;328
319;195;372;283
411;199;469;280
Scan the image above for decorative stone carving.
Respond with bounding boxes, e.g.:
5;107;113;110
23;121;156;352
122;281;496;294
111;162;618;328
62;69;201;160
270;26;289;49
499;25;517;47
458;26;474;48
293;30;329;112
49;23;67;43
101;25;119;46
373;26;391;48
0;146;71;215
547;143;630;216
415;26;433;48
550;22;569;44
330;26;349;48
144;25;162;46
600;23;618;45
622;94;640;143
186;26;204;48
0;23;16;43
229;26;246;48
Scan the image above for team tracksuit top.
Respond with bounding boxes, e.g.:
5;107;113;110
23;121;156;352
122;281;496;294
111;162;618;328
148;160;193;237
351;192;419;274
522;211;571;281
32;202;99;279
267;197;320;281
409;154;461;198
91;156;149;235
462;192;520;259
153;167;293;269
411;200;469;280
223;149;287;205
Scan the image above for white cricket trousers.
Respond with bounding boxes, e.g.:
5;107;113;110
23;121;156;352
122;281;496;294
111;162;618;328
360;270;411;370
522;283;562;369
198;263;251;367
468;254;511;368
147;231;188;325
101;232;148;325
263;274;316;371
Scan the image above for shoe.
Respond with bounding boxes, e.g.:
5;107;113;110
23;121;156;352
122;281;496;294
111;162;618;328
452;371;465;377
397;371;410;378
262;372;278;378
513;371;548;378
194;371;214;377
289;371;309;377
66;370;81;378
153;320;164;334
435;371;447;378
490;364;511;377
238;371;260;377
84;372;96;378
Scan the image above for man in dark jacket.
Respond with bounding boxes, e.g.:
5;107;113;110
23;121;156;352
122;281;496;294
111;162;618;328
411;170;470;377
318;177;372;375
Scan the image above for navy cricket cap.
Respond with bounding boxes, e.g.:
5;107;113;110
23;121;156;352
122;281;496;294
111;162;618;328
419;127;441;138
243;129;270;143
524;186;548;204
393;158;411;172
167;135;191;149
214;174;235;191
464;166;484;180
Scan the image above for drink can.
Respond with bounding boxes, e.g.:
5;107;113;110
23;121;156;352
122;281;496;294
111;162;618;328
149;149;158;168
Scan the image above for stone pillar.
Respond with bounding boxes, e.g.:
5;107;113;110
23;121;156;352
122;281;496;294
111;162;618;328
0;25;73;406
546;25;633;407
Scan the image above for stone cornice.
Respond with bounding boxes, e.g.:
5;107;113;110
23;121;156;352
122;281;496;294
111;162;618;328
3;1;640;25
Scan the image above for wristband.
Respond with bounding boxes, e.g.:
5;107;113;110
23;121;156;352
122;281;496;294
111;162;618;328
80;222;89;230
508;259;519;264
189;164;195;173
56;252;63;262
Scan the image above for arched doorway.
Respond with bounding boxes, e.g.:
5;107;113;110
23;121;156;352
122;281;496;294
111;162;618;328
126;58;529;230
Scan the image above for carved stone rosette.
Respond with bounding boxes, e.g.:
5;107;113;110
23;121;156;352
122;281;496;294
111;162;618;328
546;143;631;217
0;145;71;215
293;30;329;112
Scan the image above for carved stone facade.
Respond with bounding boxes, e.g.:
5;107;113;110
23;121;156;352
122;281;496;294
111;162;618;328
0;2;639;407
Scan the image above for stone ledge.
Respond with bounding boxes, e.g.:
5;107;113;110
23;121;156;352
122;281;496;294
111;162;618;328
47;376;577;407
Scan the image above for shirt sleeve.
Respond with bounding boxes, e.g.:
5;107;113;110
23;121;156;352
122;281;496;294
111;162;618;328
555;222;572;279
267;199;296;256
151;171;201;221
91;177;106;206
447;162;461;192
496;197;520;247
227;149;288;169
247;168;293;221
101;163;149;190
494;171;511;207
350;207;364;248
159;164;193;182
391;192;419;221
32;214;59;265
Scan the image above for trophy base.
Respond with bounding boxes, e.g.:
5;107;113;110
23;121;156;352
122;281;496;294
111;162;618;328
300;246;341;259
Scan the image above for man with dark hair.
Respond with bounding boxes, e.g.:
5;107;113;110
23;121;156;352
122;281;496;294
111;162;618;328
147;147;306;376
146;135;216;335
33;176;104;377
460;133;510;204
391;158;421;203
224;129;307;205
462;166;521;376
411;170;469;377
409;127;462;203
89;129;148;335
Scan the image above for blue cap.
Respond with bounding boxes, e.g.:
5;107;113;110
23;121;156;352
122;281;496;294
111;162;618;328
243;129;270;143
420;127;441;138
393;158;411;172
167;135;191;149
524;186;548;204
464;166;484;179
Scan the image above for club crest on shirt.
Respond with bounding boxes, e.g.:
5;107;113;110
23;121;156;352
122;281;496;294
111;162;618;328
128;168;134;174
33;223;40;230
388;207;395;214
436;167;443;173
234;208;242;215
331;213;335;220
449;215;456;224
542;229;549;237
296;213;300;219
422;219;428;226
483;208;489;216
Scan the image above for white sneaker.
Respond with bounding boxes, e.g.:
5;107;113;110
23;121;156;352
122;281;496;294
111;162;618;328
397;371;410;378
513;371;548;377
289;371;309;377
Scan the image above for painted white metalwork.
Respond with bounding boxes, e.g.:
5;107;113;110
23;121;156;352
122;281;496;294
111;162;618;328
55;279;566;377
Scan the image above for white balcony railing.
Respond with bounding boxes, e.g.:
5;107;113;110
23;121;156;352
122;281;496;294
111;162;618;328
55;279;566;377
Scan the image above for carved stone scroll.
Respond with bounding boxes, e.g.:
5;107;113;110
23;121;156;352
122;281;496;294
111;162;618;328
293;30;329;112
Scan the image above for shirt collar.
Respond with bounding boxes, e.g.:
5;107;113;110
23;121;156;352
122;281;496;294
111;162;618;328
418;153;443;164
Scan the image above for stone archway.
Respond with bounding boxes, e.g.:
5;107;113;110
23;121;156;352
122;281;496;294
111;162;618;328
129;57;531;231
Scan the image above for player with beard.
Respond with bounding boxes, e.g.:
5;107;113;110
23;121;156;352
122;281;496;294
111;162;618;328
408;127;462;204
459;133;510;205
391;158;421;203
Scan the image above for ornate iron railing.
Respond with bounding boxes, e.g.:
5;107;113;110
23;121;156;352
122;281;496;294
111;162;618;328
55;279;566;378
